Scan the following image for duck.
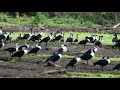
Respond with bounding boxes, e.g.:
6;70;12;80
94;35;103;48
18;42;29;50
85;34;97;43
6;32;13;41
0;39;4;49
74;34;79;42
28;44;41;54
3;43;19;55
78;39;90;48
52;32;64;42
11;49;28;60
0;27;3;35
45;53;62;64
93;56;110;71
22;28;33;40
39;33;53;46
66;32;74;44
112;33;119;45
29;31;43;41
66;56;81;69
80;47;98;64
54;44;67;54
113;63;120;71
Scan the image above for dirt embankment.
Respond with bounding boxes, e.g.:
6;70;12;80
2;25;120;34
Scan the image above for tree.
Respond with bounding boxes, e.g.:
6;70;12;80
15;12;19;18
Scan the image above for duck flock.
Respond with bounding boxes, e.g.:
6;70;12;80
0;27;120;72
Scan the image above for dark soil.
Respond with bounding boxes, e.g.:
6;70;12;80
2;25;120;34
0;41;120;78
0;26;120;78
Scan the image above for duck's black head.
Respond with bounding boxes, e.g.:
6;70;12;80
102;56;109;59
29;27;33;30
101;35;103;37
64;43;67;46
106;56;109;59
92;47;98;53
114;33;117;37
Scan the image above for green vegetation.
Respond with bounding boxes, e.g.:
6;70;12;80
0;13;33;26
64;72;120;78
2;31;120;62
0;12;119;29
0;54;74;62
94;57;120;61
0;53;120;62
1;12;120;78
8;32;120;45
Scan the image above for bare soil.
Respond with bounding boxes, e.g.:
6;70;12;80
0;41;120;78
0;26;120;78
2;25;120;34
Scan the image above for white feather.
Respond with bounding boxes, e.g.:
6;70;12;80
76;57;81;63
4;34;7;38
0;30;3;35
40;32;43;36
49;35;53;40
2;42;4;46
92;36;96;40
87;39;90;42
91;52;95;57
93;47;97;52
16;47;18;51
107;59;110;63
36;46;41;49
24;50;28;54
61;44;67;52
58;54;62;59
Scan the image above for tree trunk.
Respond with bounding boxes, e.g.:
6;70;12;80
48;12;56;18
15;12;19;18
115;13;118;24
42;69;67;74
111;12;118;25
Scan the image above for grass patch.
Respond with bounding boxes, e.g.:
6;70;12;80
0;54;13;61
45;17;101;29
1;53;120;62
0;53;74;62
64;72;120;78
1;32;120;62
6;31;120;45
93;57;120;61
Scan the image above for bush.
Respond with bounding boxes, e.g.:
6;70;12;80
32;12;48;25
0;13;10;22
0;12;102;29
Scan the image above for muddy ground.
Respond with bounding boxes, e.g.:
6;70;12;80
2;25;120;34
0;26;120;78
0;41;120;78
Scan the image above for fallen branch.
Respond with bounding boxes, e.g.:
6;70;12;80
45;62;62;67
112;23;120;29
42;69;67;74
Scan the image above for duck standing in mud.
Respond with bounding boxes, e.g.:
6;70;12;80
93;56;110;71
